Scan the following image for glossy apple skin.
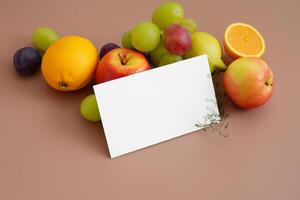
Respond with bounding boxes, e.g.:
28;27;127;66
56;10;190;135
224;57;274;109
95;48;151;83
163;24;191;55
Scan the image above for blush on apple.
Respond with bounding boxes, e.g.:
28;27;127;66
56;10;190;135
163;24;191;55
95;48;151;83
223;57;274;109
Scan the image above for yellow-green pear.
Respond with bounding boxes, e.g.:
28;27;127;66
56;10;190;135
184;32;226;73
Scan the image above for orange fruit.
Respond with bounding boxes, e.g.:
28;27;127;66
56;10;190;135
41;36;98;91
224;23;265;59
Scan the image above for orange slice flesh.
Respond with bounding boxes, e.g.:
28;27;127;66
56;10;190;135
224;23;265;59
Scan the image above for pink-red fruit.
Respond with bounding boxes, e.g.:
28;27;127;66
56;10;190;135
224;57;274;109
163;24;191;55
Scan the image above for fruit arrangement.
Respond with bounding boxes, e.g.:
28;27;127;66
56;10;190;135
13;2;274;123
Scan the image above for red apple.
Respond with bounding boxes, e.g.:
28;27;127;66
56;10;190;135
224;57;274;109
95;48;151;83
163;24;191;55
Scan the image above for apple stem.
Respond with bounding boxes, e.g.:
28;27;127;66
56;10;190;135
118;53;128;65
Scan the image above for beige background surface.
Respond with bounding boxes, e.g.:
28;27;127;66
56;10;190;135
1;0;300;199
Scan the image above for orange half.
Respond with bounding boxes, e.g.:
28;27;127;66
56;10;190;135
224;23;265;59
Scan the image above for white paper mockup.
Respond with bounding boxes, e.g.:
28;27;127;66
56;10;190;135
93;55;220;158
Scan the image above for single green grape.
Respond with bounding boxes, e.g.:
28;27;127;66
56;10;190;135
80;94;101;122
152;2;184;30
32;27;59;52
131;22;161;52
122;31;133;49
159;53;182;66
179;18;197;33
150;42;167;66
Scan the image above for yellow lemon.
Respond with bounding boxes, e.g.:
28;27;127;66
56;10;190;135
41;36;98;91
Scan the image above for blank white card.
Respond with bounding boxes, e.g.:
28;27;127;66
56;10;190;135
93;55;219;158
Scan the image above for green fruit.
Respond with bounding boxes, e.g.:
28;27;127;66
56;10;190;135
122;31;133;49
152;2;184;30
32;27;59;52
80;94;101;122
159;53;182;66
131;22;161;52
184;32;226;73
150;42;167;66
179;18;197;33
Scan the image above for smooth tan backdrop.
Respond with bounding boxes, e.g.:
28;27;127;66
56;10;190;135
0;0;299;199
